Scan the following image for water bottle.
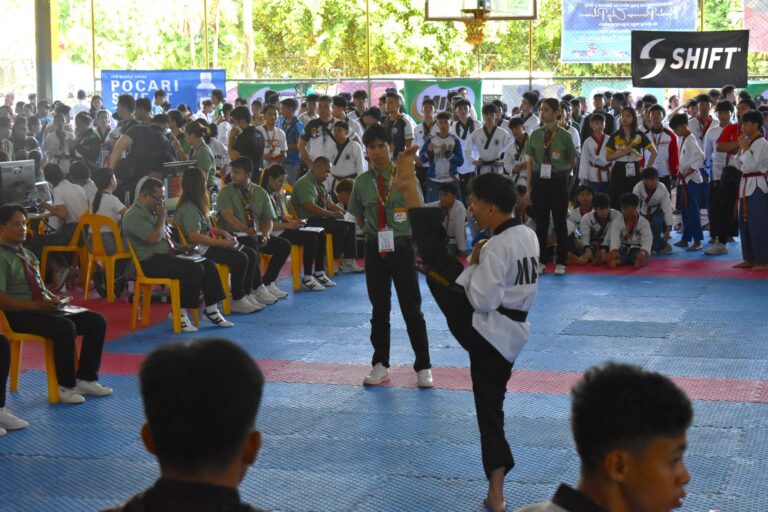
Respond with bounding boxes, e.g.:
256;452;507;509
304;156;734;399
195;72;217;110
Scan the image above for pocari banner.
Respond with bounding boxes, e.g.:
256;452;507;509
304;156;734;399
403;80;482;123
631;30;749;87
237;82;302;105
101;69;226;112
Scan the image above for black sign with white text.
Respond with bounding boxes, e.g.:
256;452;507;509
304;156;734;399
632;30;749;87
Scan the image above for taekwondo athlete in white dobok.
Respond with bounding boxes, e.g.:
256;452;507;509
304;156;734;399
578;115;612;195
670;113;705;251
633;166;674;254
606;193;653;269
400;153;539;512
326;121;364;198
502;117;530;187
467;104;511;176
731;110;768;271
576;199;622;267
452;99;482;198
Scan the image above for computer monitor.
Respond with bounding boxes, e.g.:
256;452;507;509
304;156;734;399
162;159;198;212
35;181;52;204
0;160;38;207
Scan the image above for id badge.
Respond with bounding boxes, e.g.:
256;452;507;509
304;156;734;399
541;163;552;179
393;208;408;223
625;162;635;177
378;228;395;253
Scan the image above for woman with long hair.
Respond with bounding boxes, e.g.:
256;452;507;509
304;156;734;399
184;121;218;191
260;164;330;291
175;167;263;313
89;167;128;295
606;106;657;208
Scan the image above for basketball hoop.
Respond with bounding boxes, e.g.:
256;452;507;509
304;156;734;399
461;8;490;46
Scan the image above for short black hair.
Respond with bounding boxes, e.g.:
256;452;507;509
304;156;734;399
741;110;763;127
593;92;605;100
0;203;26;225
468;173;517;214
619;192;640;208
438;181;459;196
715;100;735;113
738;90;752;101
280;98;298;111
43;163;65;185
362;107;382;121
333;120;349;132
641;166;659;180
695;93;712;105
231;156;254;174
230;106;251;124
576;184;594;196
589;112;605;124
571;362;693;475
211;88;225;101
69;161;90;182
385;91;401;103
521;92;538;105
140;338;264;473
739;98;757;111
317;95;332;105
332;95;347;108
422;98;436;107
592;192;611;209
335;177;355;194
312;156;331;168
362;123;392;147
454;99;471;110
435;111;452;122
154;89;167;99
508;117;524;129
721;84;736;96
668;113;690;130
77;89;87;100
353;90;368;100
117;94;136;113
481;103;499;116
139;177;164;196
647;104;666;116
135;98;152;112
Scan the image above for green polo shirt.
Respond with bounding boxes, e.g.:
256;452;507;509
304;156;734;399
526;126;577;176
348;163;419;238
189;142;217;188
174;200;210;242
216;182;275;233
0;245;39;301
122;200;170;261
291;171;329;220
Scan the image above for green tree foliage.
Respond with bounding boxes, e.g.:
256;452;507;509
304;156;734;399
56;0;766;78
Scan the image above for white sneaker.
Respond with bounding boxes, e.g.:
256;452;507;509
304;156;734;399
251;285;277;305
0;427;5;437
339;260;364;273
0;407;29;430
179;314;198;333
266;282;289;299
76;380;113;397
231;297;260;314
244;295;267;311
313;272;336;287
704;242;728;256
58;386;86;404
554;264;566;276
417;369;434;388
302;276;326;291
363;363;390;386
204;309;234;327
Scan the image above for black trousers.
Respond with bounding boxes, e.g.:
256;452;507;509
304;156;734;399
141;254;225;309
307;217;356;259
459;171;476;205
204;245;258;300
408;207;515;479
531;174;569;266
363;237;431;372
0;335;9;408
238;235;291;285
5;310;106;389
279;229;325;274
708;180;723;241
609;161;642;209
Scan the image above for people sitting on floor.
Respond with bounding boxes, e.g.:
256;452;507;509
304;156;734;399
605;193;653;269
104;338;266;512
292;156;363;275
426;181;468;256
260;164;331;291
215;156;290;303
122;178;232;332
570;192;620;266
0;334;29;436
633;167;674;255
515;362;692;512
30;163;89;291
0;203;112;405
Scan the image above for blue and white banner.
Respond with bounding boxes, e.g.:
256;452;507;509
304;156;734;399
100;69;227;112
561;0;698;63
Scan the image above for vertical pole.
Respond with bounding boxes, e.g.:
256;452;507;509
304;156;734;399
90;0;96;92
35;0;55;101
699;0;704;31
528;19;533;91
366;0;372;100
204;0;210;68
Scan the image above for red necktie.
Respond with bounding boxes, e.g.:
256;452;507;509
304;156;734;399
377;174;387;258
8;247;45;301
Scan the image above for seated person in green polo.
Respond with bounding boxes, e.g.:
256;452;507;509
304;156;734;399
122;177;232;333
216;157;290;304
292;156;361;278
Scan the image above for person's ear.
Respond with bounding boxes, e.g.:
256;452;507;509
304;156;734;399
140;423;157;455
241;430;262;466
603;448;631;483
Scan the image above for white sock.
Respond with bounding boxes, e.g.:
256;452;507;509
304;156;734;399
205;305;218;315
180;308;188;317
313;271;325;277
257;284;268;291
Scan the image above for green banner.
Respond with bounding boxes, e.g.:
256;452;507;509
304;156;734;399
745;81;768;101
403;79;482;123
237;82;302;104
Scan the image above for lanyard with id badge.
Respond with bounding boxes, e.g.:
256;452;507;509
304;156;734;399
376;170;396;255
540;129;556;179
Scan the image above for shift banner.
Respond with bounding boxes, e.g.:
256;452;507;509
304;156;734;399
631;30;749;87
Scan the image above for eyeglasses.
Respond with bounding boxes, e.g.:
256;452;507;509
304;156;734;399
150;194;165;202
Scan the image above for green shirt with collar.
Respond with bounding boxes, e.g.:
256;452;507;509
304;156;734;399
216;182;275;233
291;171;329;220
348;163;420;238
122;200;170;261
174;200;210;242
189;142;217;188
0;244;41;301
526;125;577;176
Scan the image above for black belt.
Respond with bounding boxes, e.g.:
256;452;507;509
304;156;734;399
498;305;528;322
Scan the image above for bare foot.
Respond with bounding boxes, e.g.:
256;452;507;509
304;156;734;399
483;495;506;512
733;260;754;269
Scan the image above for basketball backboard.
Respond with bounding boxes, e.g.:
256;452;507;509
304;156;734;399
424;0;536;21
